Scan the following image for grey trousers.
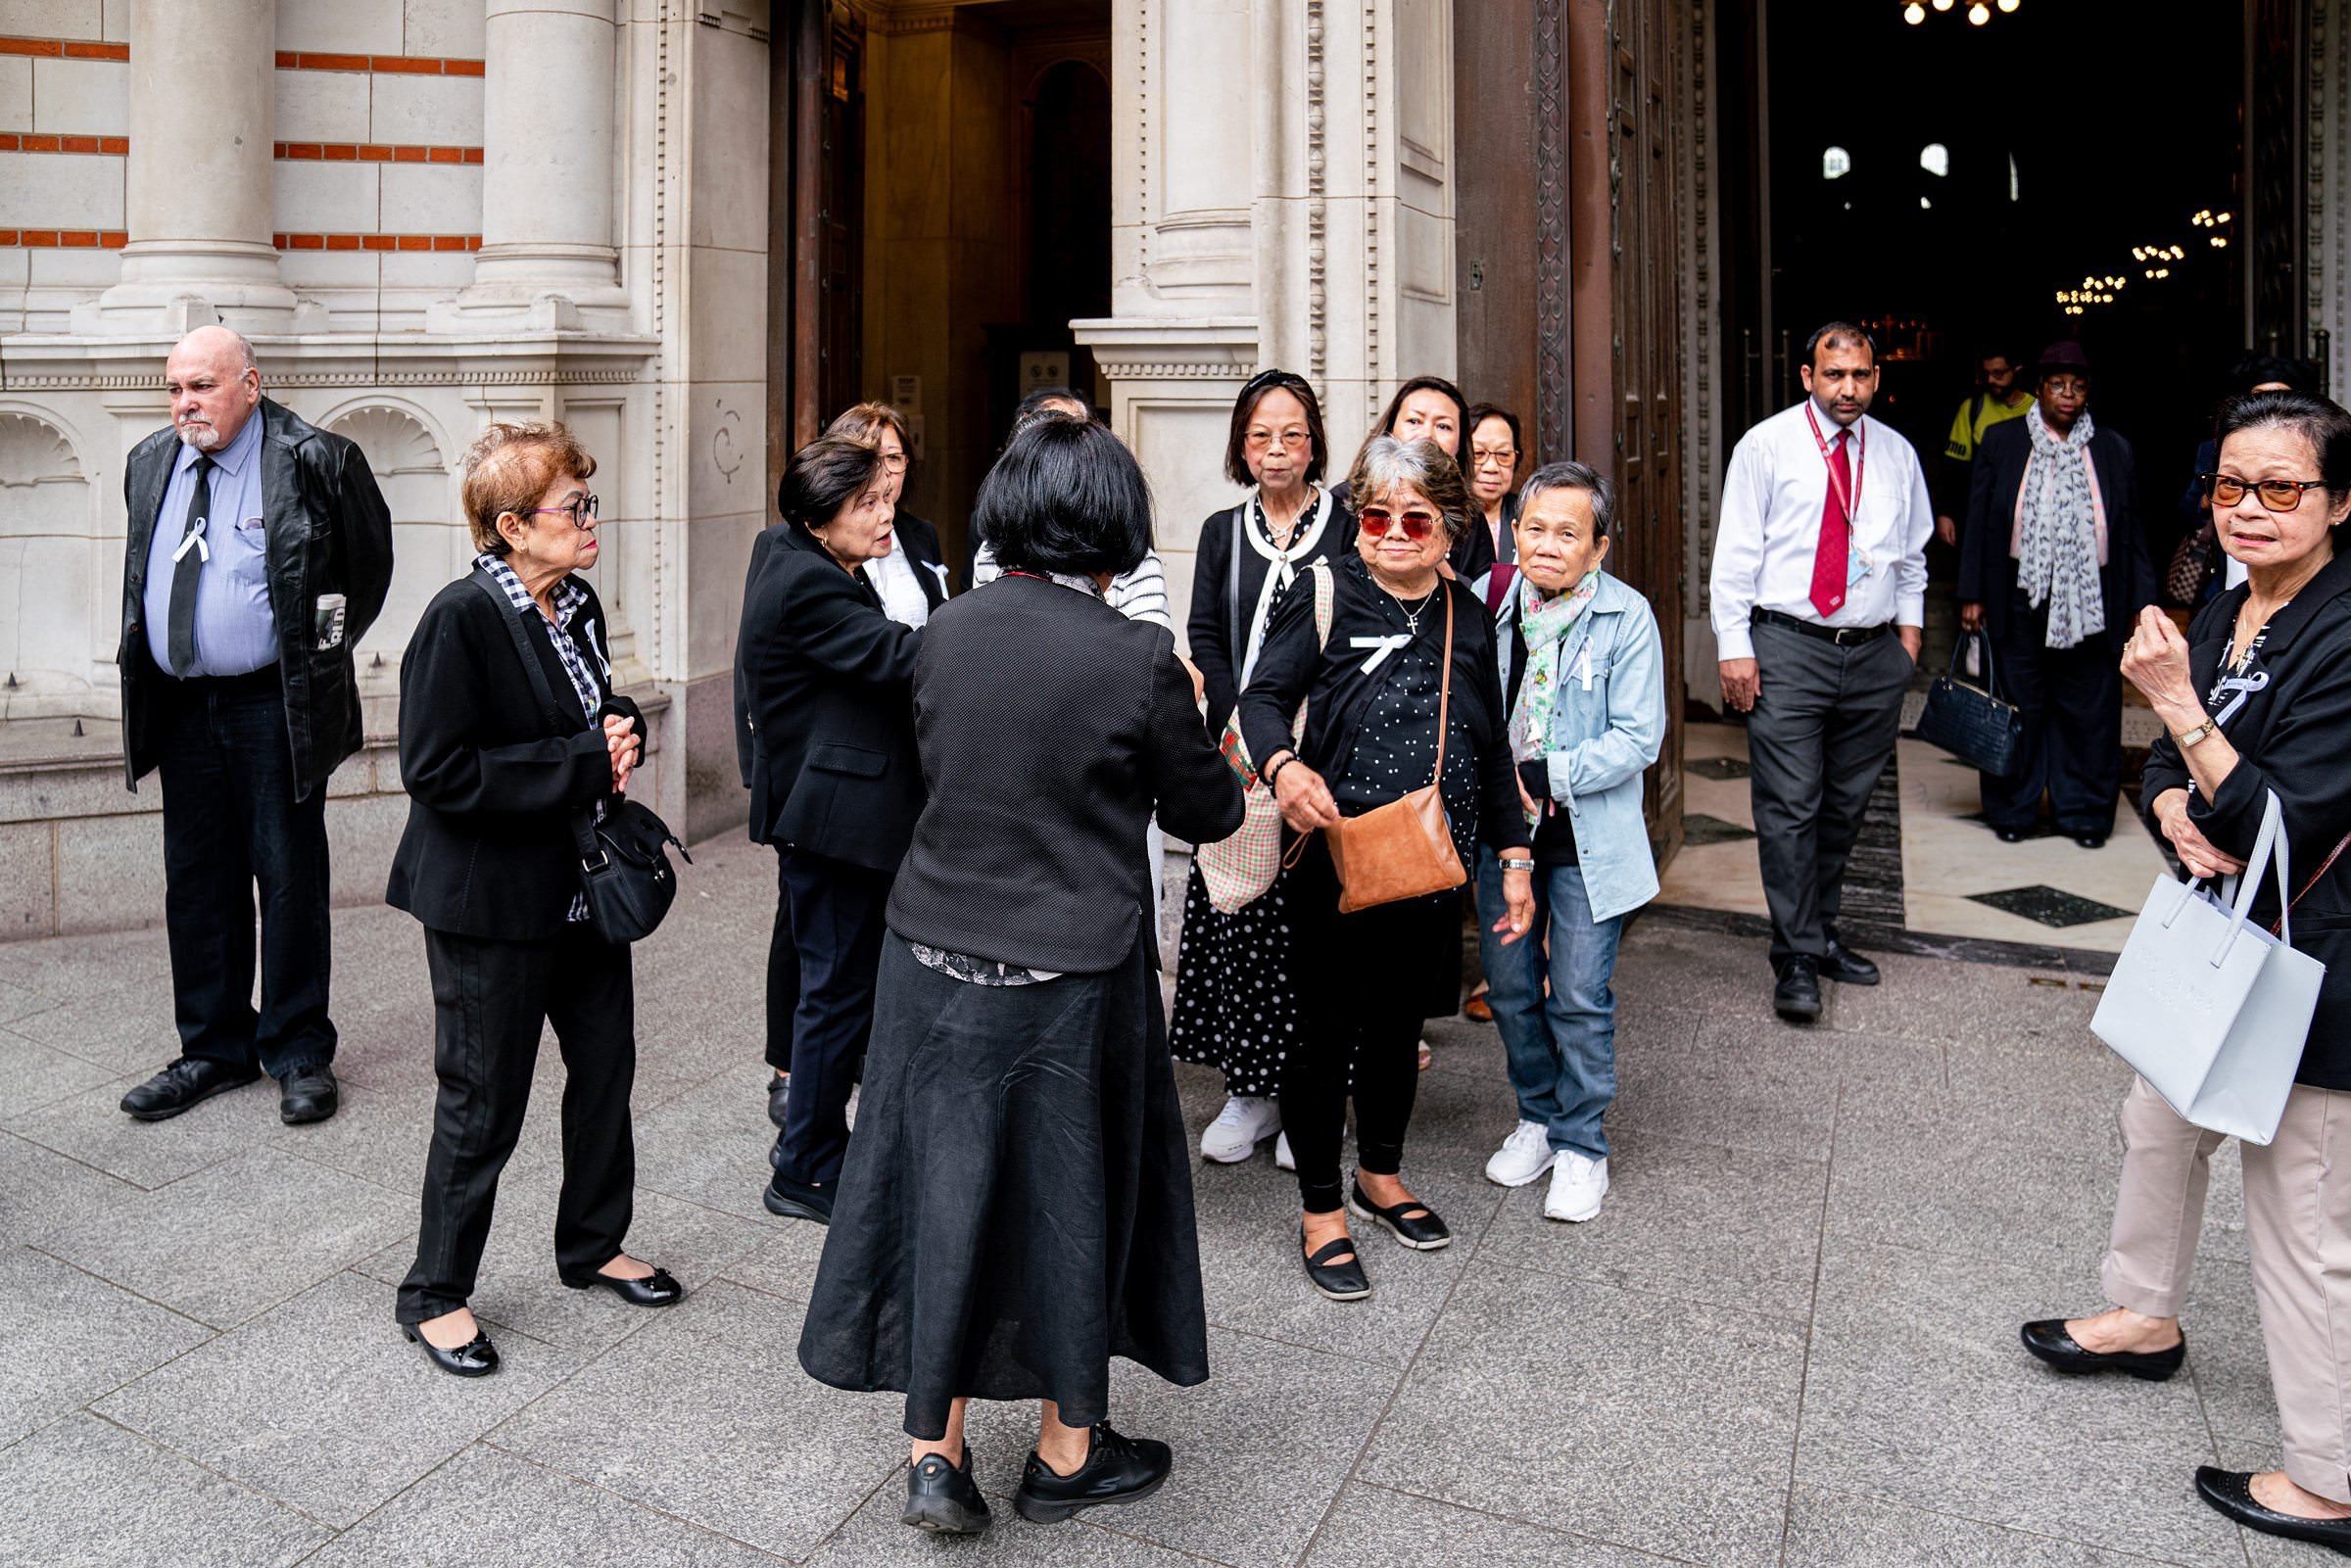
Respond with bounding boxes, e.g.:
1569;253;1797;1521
2102;1076;2351;1503
1744;620;1910;967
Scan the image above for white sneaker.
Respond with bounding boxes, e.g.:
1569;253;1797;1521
1484;1120;1558;1188
1544;1151;1608;1222
1200;1096;1281;1163
1274;1130;1295;1171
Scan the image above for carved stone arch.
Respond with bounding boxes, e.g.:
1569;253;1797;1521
0;408;86;490
320;402;449;478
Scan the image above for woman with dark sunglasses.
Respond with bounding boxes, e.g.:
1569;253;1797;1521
1239;436;1535;1302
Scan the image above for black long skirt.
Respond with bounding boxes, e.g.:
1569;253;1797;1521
795;931;1211;1440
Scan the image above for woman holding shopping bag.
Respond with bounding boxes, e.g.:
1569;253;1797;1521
2019;388;2351;1553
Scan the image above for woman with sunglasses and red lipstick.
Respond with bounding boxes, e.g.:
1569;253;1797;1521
1240;436;1536;1302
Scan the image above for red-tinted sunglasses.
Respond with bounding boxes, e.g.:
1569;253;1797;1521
1358;505;1440;541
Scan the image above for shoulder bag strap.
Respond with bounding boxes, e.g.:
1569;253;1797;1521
2273;826;2351;934
1227;503;1246;674
1430;584;1456;786
468;571;602;864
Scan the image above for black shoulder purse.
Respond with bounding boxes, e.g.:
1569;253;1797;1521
469;572;689;943
1915;630;2025;778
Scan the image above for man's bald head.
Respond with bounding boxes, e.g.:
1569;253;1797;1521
165;326;262;452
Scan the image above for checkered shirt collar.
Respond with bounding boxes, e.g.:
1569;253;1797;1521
474;552;602;725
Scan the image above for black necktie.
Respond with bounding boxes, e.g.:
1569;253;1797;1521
166;455;214;676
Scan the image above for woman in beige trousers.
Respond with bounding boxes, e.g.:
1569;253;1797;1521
2020;389;2351;1554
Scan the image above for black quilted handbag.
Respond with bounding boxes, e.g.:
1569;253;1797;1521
1916;632;2025;778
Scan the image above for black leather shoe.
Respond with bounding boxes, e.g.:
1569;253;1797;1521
1818;936;1880;986
1014;1423;1172;1524
1992;827;2029;843
1301;1228;1370;1301
764;1172;834;1224
767;1073;791;1129
2074;833;2108;850
2019;1318;2185;1381
120;1058;261;1121
1773;956;1822;1022
2194;1466;2351;1552
403;1321;500;1378
278;1063;339;1124
1346;1178;1453;1251
563;1264;685;1307
902;1446;991;1535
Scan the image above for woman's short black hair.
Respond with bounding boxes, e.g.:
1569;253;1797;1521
2215;389;2351;500
974;415;1155;578
2229;353;2320;396
778;435;885;536
1463;403;1523;462
1012;386;1090;433
1224;368;1327;487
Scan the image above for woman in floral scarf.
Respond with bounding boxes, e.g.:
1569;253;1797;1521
1471;461;1666;1224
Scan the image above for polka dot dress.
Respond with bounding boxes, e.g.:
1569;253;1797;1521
1169;860;1300;1098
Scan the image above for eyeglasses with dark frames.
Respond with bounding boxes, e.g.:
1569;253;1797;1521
2202;473;2329;512
530;494;601;530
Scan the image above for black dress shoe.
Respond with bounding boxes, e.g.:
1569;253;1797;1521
1773;956;1822;1022
1301;1228;1370;1301
1993;827;2029;843
2019;1318;2185;1381
2194;1466;2351;1553
1346;1178;1453;1250
764;1171;834;1224
278;1063;339;1125
120;1058;261;1121
2074;833;2108;850
767;1073;791;1129
902;1446;991;1535
563;1264;685;1307
1014;1422;1172;1524
1818;936;1880;986
402;1321;500;1378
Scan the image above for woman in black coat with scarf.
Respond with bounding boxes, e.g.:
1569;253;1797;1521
387;422;681;1378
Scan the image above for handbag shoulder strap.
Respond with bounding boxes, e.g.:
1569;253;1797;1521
2272;824;2351;934
468;571;602;862
1430;583;1456;787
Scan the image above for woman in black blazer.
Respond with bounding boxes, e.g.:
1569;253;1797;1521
386;422;682;1379
798;416;1242;1539
828;402;954;623
739;435;924;1225
1956;347;2158;845
1173;369;1346;1164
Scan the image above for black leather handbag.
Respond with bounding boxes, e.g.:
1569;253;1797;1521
1916;631;2025;778
471;572;689;943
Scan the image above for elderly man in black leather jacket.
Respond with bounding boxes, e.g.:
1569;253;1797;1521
114;325;394;1126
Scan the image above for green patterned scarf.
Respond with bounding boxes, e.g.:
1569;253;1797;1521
1507;569;1602;824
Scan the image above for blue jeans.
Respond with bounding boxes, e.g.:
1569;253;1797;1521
1475;852;1624;1161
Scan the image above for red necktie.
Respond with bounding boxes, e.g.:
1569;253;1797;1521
1808;428;1851;617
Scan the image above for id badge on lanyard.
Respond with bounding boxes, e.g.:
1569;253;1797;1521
1802;402;1869;581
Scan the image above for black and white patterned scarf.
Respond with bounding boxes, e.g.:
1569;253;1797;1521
2015;402;2104;649
475;552;610;922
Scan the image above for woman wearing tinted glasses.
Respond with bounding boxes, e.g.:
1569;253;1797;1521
1239;436;1535;1302
2021;389;2351;1554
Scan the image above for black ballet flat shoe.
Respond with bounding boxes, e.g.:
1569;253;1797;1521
402;1322;500;1378
2194;1466;2351;1553
901;1446;991;1535
1014;1422;1172;1524
764;1171;834;1224
1301;1227;1370;1302
1346;1179;1453;1251
562;1265;685;1308
2019;1318;2185;1381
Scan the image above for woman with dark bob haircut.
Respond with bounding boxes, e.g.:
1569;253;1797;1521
798;415;1243;1538
739;433;925;1225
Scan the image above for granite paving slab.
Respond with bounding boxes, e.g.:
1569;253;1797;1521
0;1127;137;1244
0;1242;214;1446
2180;1257;2283;1445
0;1026;120;1119
2;1069;277;1190
1300;1481;1686;1567
628;1072;790;1224
1782;1485;2183;1566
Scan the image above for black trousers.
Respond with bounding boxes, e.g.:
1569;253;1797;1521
154;669;336;1077
396;925;636;1325
1280;835;1449;1214
1746;620;1911;969
771;846;890;1188
766;850;796;1073
1980;587;2122;836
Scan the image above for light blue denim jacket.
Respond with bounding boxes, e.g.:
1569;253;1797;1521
1494;569;1666;923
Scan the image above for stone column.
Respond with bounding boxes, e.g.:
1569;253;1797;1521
78;0;298;334
432;0;629;330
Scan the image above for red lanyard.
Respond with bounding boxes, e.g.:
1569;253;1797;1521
1802;402;1865;529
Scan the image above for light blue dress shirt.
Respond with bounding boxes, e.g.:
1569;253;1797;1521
143;408;277;677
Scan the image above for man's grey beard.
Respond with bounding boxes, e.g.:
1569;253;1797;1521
175;420;223;451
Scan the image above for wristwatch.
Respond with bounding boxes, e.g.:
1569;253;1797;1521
1497;856;1537;873
2174;719;2220;749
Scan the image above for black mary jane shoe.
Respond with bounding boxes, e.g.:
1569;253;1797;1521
901;1446;991;1535
563;1264;685;1308
2019;1318;2185;1381
2195;1466;2351;1554
1817;935;1880;986
1014;1422;1172;1524
402;1321;500;1378
1301;1227;1371;1302
1346;1178;1453;1251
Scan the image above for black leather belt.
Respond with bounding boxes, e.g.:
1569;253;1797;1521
1751;607;1890;647
159;666;282;699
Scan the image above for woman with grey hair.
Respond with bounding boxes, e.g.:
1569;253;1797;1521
1473;461;1665;1224
1240;436;1536;1302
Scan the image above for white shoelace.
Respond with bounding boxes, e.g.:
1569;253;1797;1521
1505;1119;1547;1155
1213;1098;1261;1127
